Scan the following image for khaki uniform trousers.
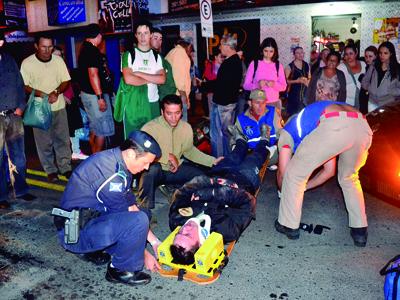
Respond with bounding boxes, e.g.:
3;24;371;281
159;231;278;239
278;112;373;229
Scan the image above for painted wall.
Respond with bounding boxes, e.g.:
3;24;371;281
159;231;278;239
153;1;400;67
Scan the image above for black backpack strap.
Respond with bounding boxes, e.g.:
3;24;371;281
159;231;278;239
129;48;136;65
275;60;280;77
252;59;258;81
128;48;158;64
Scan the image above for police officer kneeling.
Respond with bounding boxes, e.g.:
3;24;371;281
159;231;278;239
54;131;162;286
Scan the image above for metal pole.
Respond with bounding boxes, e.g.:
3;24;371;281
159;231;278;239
206;38;209;60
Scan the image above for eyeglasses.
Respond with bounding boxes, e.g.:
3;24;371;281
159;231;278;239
300;223;331;235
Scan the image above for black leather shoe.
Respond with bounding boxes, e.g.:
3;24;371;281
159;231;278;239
105;263;151;286
260;124;271;142
227;125;247;149
274;220;300;240
61;171;72;179
350;227;368;247
78;250;111;265
0;201;11;210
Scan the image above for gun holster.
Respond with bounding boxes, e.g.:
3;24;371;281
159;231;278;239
52;208;101;244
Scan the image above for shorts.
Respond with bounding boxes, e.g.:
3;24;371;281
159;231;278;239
80;92;115;137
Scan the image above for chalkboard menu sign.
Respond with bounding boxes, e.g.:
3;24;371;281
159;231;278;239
47;0;86;26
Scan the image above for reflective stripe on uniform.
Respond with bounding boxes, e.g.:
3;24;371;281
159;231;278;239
96;172;128;211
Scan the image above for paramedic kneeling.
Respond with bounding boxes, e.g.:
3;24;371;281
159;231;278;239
275;101;372;247
56;130;162;286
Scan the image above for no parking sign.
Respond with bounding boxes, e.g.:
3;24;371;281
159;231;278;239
199;0;214;38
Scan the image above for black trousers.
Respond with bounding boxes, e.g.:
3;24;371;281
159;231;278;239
137;161;205;209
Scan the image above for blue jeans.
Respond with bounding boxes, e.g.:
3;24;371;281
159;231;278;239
210;102;237;157
235;91;248;119
0;114;29;202
182;103;188;122
212;139;268;190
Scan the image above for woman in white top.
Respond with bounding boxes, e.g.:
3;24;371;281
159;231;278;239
337;44;366;109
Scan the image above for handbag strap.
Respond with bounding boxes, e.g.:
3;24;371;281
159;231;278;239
380;254;400;275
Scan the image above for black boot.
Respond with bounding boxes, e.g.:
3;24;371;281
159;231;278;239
274;219;300;240
350;227;368;247
105;263;151;286
260;124;271;142
227;125;247;149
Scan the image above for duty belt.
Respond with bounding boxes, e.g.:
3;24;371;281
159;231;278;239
0;109;15;117
52;208;101;244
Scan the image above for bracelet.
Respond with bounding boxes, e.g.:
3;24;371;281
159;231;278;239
149;238;160;246
96;93;104;100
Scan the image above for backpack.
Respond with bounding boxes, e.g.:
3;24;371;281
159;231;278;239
245;59;280;100
251;59;280;80
380;254;400;300
128;48;159;64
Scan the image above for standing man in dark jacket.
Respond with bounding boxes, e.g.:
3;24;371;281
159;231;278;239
0;31;36;209
78;23;115;153
57;131;162;286
210;34;243;157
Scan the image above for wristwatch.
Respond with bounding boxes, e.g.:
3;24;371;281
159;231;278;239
96;93;104;100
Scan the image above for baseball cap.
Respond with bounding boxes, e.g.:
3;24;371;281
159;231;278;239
249;89;266;101
128;130;162;158
86;23;101;39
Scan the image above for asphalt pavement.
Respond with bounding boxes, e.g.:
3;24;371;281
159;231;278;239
0;170;399;300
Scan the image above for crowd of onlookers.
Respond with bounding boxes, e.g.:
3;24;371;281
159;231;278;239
1;19;400;212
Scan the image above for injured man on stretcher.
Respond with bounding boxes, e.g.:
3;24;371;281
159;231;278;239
167;135;275;265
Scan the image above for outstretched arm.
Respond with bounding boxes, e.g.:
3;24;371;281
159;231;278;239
277;147;292;190
306;158;336;190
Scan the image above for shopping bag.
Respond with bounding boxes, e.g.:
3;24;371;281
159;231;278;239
23;90;52;130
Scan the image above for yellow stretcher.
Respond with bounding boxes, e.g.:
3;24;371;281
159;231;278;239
157;157;269;284
158;227;235;284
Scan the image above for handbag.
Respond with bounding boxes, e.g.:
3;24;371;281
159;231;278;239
380;254;400;300
23;90;52;130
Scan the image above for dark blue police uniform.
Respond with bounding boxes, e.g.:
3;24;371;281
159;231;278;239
57;147;148;272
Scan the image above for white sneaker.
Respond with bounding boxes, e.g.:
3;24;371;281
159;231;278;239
268;164;278;171
72;152;89;160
